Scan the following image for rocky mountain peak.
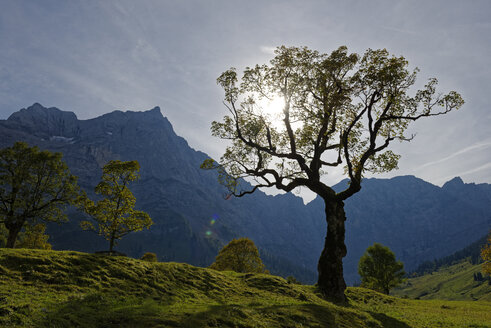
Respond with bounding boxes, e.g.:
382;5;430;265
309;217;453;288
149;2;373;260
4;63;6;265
442;177;464;189
7;103;79;138
149;106;161;114
92;106;168;127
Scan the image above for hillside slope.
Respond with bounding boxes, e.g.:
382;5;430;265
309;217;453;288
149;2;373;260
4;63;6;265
411;233;487;276
1;249;490;327
392;260;491;301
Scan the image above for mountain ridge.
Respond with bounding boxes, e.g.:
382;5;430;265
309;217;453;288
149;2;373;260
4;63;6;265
1;103;489;284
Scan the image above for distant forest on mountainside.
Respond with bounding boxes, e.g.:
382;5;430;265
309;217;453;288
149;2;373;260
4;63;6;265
411;233;488;276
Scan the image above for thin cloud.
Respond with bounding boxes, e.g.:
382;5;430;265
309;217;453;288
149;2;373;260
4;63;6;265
260;46;276;55
379;25;417;36
1;0;490;192
440;162;491;183
416;141;491;170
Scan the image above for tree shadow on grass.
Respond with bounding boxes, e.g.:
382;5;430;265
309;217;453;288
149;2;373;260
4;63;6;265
34;293;179;328
179;303;337;327
38;299;337;328
34;293;412;328
368;312;411;328
178;303;412;328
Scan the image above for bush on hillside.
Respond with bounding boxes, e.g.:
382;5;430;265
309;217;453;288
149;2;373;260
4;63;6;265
210;238;266;273
141;252;158;262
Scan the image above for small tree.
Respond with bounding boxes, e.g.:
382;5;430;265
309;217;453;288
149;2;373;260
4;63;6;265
15;223;52;250
482;232;491;275
0;142;81;248
210;237;266;273
358;243;405;294
0;222;51;249
81;160;153;252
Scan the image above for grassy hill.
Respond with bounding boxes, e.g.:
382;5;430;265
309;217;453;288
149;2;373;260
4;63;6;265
1;249;490;327
392;260;491;302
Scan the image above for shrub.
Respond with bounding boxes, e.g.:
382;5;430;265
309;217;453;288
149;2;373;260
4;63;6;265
286;276;301;284
210;238;266;273
141;252;158;262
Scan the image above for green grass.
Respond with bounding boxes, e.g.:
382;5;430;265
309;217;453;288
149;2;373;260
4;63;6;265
0;248;490;327
392;261;491;302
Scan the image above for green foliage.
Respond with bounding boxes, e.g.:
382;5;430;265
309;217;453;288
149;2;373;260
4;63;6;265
15;223;51;250
204;45;463;198
81;160;153;252
203;45;463;300
140;252;157;262
358;243;405;294
0;142;82;248
0;223;51;249
482;232;491;275
0;248;490;327
210;238;266;273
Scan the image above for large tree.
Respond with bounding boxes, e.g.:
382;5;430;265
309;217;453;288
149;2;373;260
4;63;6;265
202;46;463;301
0;142;81;248
81;160;152;252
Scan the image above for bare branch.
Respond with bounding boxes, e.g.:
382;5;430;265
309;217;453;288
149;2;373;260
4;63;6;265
382;107;452;121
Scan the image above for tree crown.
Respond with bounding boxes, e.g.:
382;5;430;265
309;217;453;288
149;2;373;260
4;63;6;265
210;237;266;273
202;46;463;201
81;160;152;250
358;242;405;294
0;141;81;224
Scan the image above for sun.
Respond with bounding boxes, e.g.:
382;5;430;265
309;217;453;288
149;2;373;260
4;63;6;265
260;96;284;115
253;96;286;130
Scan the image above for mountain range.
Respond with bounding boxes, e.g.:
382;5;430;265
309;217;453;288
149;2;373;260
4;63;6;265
1;103;490;284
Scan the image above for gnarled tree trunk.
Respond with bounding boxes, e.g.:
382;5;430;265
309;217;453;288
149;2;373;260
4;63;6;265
317;199;347;302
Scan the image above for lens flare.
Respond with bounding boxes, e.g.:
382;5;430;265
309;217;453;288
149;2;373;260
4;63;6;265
205;230;212;236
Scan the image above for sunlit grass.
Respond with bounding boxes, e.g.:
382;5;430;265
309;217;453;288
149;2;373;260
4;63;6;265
0;248;490;327
392;261;491;302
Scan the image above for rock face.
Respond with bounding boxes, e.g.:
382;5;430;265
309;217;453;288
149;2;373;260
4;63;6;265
1;103;490;284
7;103;79;138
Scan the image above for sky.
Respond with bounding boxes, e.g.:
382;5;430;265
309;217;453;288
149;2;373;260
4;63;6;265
1;0;490;202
